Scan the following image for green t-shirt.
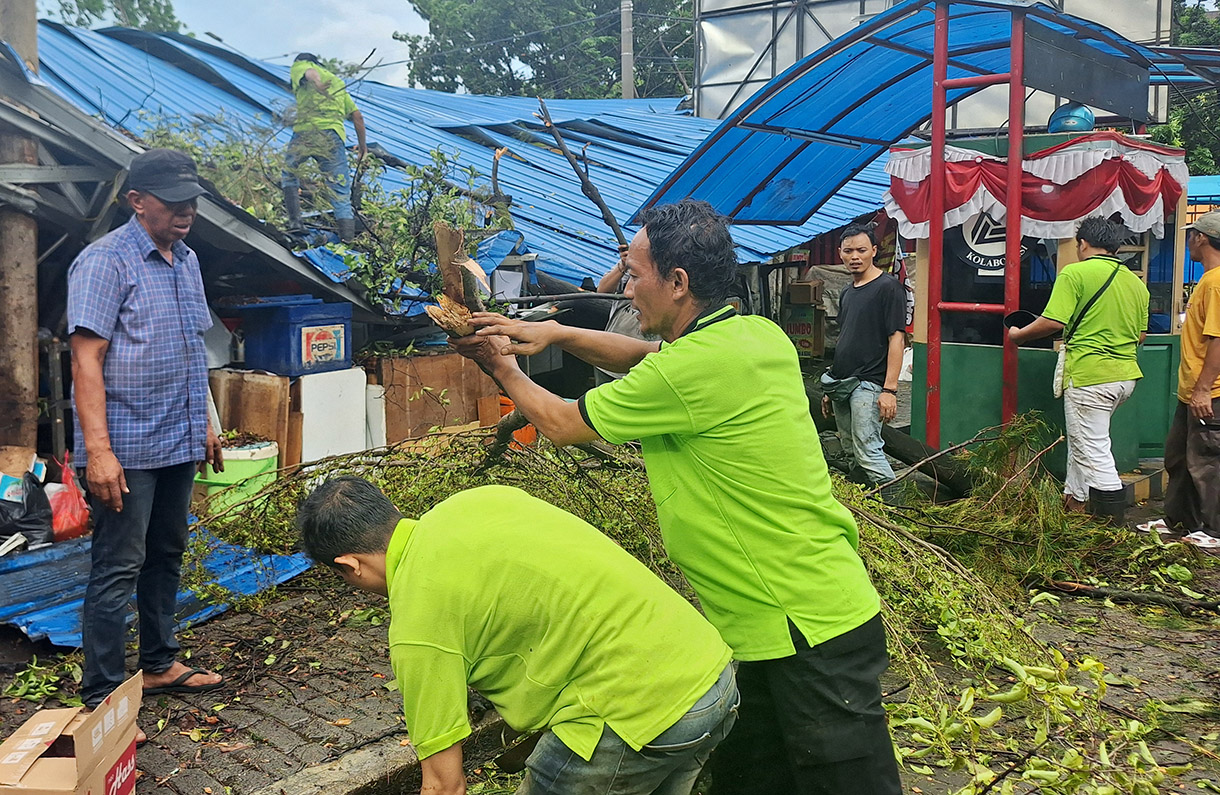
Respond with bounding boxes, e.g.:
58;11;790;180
1042;255;1149;388
289;60;357;137
386;485;731;761
580;306;881;661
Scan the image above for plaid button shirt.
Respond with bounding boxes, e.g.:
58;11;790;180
68;215;211;469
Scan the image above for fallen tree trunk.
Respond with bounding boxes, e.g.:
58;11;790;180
1044;579;1220;615
879;425;978;498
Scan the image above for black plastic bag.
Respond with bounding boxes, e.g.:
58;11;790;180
0;473;54;548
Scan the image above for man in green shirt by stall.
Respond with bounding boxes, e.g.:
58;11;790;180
297;477;737;795
1009;216;1149;525
281;53;367;241
454;199;900;795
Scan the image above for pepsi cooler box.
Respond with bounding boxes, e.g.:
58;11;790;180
235;295;352;377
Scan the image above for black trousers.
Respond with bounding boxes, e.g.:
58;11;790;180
1164;398;1220;536
708;613;902;795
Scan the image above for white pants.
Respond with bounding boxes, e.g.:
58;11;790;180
1062;380;1137;501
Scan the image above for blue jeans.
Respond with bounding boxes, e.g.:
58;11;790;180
281;128;353;220
518;663;739;795
831;381;895;485
81;462;195;707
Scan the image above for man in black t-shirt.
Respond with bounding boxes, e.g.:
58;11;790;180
821;224;906;489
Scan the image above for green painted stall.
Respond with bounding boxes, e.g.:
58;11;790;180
910;336;1180;477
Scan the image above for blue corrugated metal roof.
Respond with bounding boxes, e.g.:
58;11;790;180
0;529;311;647
638;0;1220;225
1190;175;1220;204
31;21;889;288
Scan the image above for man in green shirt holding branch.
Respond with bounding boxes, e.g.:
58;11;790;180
454;199;900;795
297;477;737;795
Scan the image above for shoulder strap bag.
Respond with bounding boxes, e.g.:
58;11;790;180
1052;258;1124;398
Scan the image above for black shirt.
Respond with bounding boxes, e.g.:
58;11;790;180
831;273;906;386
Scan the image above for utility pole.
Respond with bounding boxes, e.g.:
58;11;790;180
0;0;39;453
621;0;634;99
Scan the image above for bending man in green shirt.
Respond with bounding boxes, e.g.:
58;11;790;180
281;52;367;241
1009;216;1149;525
454;199;901;795
297;477;737;795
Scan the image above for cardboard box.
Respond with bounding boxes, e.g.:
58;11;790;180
781;304;826;359
0;672;141;795
787;279;824;305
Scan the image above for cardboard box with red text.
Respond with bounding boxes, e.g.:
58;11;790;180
0;672;141;795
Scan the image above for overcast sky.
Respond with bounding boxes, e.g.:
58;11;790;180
48;0;430;86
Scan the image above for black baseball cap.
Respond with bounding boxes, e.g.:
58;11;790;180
128;149;209;203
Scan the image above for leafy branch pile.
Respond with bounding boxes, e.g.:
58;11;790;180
188;416;1218;793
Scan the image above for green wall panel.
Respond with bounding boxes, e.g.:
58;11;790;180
911;336;1179;477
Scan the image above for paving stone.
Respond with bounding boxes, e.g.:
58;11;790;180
158;766;226;795
294;716;345;744
297;695;341;719
214;706;261;732
245;719;308;753
233;743;303;779
246;696;311;727
292;743;332;766
216;765;274;794
135;744;184;778
299;675;344;695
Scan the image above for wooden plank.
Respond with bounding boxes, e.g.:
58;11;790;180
285;411;303;467
208;368;291;459
477;395;501;427
377;352;498;443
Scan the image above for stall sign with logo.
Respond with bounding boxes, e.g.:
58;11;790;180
948;212;1029;276
301;324;346;365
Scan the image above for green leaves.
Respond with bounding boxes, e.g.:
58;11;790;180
397;0;692;99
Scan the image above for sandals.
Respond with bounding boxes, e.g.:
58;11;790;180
143;667;224;696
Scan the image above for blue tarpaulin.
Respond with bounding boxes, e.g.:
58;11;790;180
0;530;311;648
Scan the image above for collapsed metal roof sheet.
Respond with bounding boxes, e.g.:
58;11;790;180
0;531;310;648
637;0;1220;226
29;21;889;287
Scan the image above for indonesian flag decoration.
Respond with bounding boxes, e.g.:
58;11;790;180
883;132;1187;240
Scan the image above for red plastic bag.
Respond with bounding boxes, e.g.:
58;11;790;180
48;454;89;542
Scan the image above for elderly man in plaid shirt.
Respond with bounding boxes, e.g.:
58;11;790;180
69;149;226;733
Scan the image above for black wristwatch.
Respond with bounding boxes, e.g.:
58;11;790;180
881;388;898;395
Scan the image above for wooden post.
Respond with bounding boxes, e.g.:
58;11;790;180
1173;190;1188;334
0;0;39;450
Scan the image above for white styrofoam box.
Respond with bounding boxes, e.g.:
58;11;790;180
297;367;368;463
365;384;387;450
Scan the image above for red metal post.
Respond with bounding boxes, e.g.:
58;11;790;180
926;1;950;447
1001;12;1026;424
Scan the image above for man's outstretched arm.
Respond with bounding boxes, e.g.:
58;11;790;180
470;313;658;374
452;333;601;447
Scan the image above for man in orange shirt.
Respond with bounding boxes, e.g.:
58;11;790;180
1167;211;1220;541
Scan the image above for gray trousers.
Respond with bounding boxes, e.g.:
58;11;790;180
1164;398;1220;535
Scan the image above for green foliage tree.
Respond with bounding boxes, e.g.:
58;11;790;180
47;0;183;32
1149;0;1220;174
395;0;692;99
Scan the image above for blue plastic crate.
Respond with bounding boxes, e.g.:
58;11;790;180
235;296;353;377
